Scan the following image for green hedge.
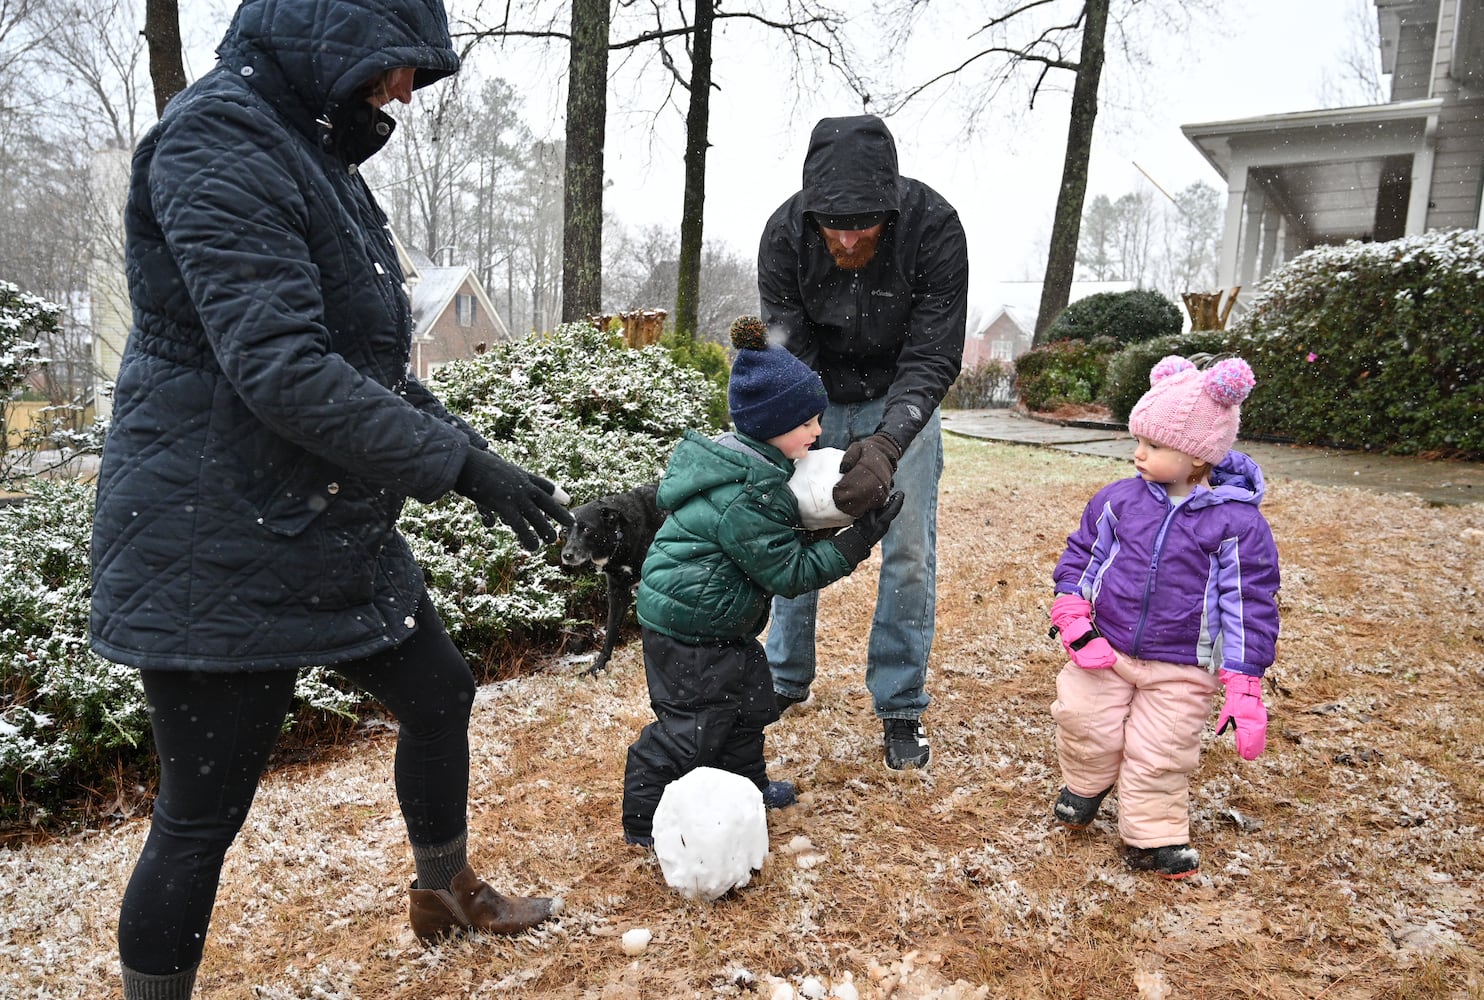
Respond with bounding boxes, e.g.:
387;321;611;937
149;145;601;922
1102;331;1235;423
1045;288;1184;347
1230;230;1484;457
1014;337;1120;411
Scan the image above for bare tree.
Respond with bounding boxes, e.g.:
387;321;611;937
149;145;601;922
877;0;1212;343
562;0;608;322
461;1;868;342
26;0;151;149
1034;0;1109;343
1319;0;1388;108
1073;178;1220;300
143;0;186;116
673;0;715;345
604;224;758;340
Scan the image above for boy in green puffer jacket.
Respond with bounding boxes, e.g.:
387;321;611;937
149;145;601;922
621;317;904;846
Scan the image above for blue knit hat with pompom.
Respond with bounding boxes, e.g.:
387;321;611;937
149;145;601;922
727;316;828;441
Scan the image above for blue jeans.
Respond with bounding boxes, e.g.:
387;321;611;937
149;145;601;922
766;399;941;720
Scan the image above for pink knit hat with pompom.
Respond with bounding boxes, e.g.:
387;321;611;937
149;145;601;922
1127;356;1256;464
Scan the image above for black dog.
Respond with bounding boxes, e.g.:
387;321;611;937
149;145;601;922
560;483;665;675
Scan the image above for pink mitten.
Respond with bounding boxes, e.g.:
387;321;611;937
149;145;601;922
1215;669;1267;760
1049;594;1116;669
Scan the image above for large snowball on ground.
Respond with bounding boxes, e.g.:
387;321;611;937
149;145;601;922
652;767;769;901
788;448;853;529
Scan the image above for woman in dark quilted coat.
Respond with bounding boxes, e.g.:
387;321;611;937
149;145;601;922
89;2;572;995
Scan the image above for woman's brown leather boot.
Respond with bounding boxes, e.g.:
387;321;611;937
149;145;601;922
408;864;561;943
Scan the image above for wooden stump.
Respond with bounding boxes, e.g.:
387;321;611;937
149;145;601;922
588;308;669;348
1180;287;1240;331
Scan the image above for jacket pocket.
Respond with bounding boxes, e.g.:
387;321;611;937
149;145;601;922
257;459;380;609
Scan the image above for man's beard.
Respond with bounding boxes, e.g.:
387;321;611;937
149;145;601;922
823;230;881;270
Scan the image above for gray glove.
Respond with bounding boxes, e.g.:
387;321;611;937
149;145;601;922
831;490;905;566
455;448;574;551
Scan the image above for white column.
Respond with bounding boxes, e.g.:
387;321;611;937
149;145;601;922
1406;113;1439;235
1218;165;1249;289
1238;183;1267;288
1258;204;1282;284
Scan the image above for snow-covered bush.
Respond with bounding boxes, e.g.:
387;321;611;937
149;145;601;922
0;481;384;825
943;359;1016;409
1231;229;1484;457
403;320;722;661
1044;288;1184;347
0;281;105;489
0;281;55;396
1013;337;1120;411
0;479;145;821
0;321;722;825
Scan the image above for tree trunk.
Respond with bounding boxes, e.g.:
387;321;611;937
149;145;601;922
1034;0;1109;345
561;0;609;323
673;0;715;345
143;0;187;117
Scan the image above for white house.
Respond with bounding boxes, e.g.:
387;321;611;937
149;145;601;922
1182;0;1483;302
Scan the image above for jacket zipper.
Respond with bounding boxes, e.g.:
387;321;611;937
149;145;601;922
1130;501;1180;657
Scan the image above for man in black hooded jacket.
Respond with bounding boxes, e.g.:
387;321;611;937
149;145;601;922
758;114;969;771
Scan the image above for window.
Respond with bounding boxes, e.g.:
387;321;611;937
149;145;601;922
991;340;1015;362
455;293;476;327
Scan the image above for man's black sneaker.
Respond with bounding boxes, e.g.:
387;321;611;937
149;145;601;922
623;832;654;849
775;690;808;715
761;780;797;809
1122;843;1200;879
883;719;930;770
1053;785;1113;829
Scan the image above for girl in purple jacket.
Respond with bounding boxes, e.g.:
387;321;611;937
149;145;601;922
1047;356;1279;879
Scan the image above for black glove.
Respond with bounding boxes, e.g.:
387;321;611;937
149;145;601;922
832;432;902;518
832;490;905;566
455;448;574;552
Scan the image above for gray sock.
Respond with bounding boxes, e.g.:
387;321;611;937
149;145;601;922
122;963;198;1000
412;830;468;891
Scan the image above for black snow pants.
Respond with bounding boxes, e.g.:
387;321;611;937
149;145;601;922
621;628;781;839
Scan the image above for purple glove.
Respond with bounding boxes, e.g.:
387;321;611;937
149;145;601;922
1215;669;1267;760
1048;594;1116;669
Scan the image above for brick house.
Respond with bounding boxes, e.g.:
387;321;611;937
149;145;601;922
397;243;512;382
966;280;1135;367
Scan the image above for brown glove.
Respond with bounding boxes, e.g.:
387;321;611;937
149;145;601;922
831;432;902;518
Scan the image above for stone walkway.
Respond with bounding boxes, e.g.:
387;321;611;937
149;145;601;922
942;408;1484;506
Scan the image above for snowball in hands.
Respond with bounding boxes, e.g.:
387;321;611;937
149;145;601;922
652;767;768;900
788;448;854;529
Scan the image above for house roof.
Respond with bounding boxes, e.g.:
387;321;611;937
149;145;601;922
1181;99;1443;242
976;305;1035;336
408;265;510;342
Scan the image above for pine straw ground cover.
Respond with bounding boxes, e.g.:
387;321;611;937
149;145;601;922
2;436;1481;1000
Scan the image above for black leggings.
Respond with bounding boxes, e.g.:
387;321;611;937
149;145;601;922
117;601;476;975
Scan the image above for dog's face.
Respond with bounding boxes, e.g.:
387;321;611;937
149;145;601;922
560;501;622;569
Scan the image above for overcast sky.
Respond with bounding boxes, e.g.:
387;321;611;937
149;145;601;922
185;0;1379;302
490;0;1378;300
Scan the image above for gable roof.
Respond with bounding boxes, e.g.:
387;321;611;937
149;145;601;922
408;265;510;342
976;305;1035;336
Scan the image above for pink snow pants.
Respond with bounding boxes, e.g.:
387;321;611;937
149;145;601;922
1051;653;1221;848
